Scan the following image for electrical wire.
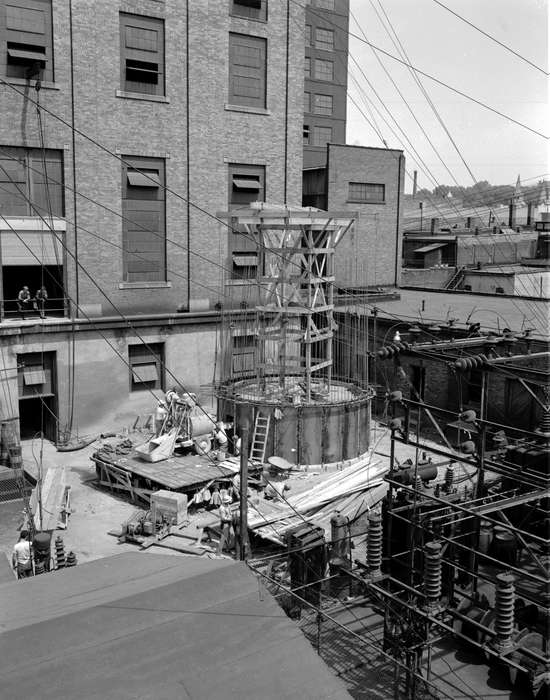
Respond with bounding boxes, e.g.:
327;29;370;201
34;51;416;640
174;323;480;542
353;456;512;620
293;0;548;139
432;0;548;76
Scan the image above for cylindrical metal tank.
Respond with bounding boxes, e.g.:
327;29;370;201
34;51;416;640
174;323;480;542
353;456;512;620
218;379;371;467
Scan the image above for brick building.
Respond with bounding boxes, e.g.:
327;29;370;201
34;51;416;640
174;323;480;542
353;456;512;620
303;0;349;169
0;0;304;438
304;144;405;288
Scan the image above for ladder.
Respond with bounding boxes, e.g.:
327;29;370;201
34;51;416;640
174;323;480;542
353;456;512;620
250;412;271;463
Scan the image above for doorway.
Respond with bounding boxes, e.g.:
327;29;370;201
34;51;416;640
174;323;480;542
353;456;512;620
17;352;58;443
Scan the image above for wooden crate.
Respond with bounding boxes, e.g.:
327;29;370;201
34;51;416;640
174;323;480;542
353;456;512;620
151;490;188;526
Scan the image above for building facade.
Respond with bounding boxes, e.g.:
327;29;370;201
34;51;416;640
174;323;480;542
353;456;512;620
303;144;405;289
0;0;304;438
303;0;349;169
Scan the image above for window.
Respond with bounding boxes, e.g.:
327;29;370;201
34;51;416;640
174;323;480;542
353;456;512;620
303;124;310;144
122;156;165;282
129;343;164;392
231;0;267;22
0;147;63;216
228;33;266;108
120;13;164;96
232;333;256;374
305;24;311;47
315;28;333;51
311;125;332;146
313;93;332;115
228;163;264;279
315;0;335;9
314;58;333;81
348;182;385;203
229;164;265;206
304;91;310;112
1;0;53;82
304;56;310;78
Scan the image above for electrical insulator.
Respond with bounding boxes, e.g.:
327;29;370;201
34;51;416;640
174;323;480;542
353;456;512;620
444;464;455;492
367;513;383;578
494;573;515;651
424;541;442;610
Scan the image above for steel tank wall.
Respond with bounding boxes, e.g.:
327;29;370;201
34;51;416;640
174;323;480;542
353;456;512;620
218;396;371;466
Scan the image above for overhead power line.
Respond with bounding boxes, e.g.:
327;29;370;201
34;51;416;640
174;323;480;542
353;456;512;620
432;0;548;76
295;0;548;140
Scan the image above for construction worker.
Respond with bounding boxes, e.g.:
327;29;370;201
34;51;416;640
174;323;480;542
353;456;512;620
12;530;33;579
154;401;168;436
217;493;234;555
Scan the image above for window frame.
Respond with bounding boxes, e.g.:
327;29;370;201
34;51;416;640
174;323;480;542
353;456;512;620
311;125;332;147
1;0;54;82
121;155;166;283
314;58;333;81
314;27;334;51
228;163;265;280
119;12;165;97
313;93;333;115
128;342;165;393
347;182;386;204
0;146;64;217
230;0;267;22
228;32;267;109
314;0;335;10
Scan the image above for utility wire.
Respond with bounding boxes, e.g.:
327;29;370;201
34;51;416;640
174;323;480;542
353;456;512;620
347;7;549;322
432;0;548;76
294;0;548;139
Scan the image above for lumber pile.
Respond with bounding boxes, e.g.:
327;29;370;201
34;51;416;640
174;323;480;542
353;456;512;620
248;456;388;544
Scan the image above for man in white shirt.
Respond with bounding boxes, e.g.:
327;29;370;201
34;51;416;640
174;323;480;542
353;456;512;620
12;530;32;579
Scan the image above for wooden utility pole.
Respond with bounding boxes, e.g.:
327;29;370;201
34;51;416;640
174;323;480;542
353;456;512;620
239;422;250;560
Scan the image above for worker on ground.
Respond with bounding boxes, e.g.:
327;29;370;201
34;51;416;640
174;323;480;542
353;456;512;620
153;401;168;436
16;286;31;319
217;493;234;555
12;530;33;579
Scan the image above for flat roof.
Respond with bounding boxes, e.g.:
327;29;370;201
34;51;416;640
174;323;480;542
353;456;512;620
0;553;351;700
366;288;549;338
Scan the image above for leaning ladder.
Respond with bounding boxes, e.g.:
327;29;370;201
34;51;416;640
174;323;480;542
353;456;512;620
250;412;271;463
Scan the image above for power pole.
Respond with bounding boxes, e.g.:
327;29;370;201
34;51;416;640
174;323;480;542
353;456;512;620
239;422;250;561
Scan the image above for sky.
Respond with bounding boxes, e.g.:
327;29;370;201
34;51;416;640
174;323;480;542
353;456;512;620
346;0;549;193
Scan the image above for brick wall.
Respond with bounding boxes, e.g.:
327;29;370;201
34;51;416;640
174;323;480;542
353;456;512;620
326;144;404;289
1;0;304;317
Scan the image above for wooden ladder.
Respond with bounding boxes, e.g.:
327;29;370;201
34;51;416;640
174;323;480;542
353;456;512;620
250;412;271;463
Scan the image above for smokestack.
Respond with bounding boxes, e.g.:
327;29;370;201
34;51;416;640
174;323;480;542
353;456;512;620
527;202;533;226
412;170;418;197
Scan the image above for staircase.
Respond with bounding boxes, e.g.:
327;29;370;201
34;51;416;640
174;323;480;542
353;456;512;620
445;266;465;290
250;412;271;463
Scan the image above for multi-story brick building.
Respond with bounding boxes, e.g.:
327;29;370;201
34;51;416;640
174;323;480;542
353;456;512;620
303;0;348;170
0;0;304;438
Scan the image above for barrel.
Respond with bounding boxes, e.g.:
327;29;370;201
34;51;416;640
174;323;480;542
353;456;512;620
492;526;517;566
479;520;493;554
33;531;52;572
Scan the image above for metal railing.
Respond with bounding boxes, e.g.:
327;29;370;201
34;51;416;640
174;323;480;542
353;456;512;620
1;297;68;322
